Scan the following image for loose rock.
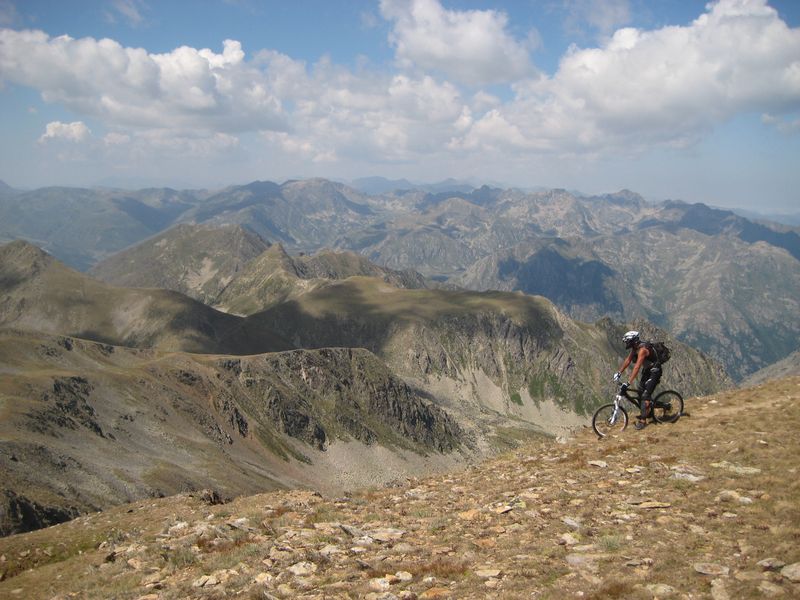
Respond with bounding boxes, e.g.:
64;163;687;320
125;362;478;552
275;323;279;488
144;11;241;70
780;562;800;583
693;563;730;577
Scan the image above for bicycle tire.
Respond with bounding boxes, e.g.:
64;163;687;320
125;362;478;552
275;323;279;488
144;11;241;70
592;403;628;437
652;390;683;424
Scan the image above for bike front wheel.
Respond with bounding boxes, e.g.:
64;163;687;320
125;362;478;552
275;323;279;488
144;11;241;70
652;390;684;424
592;403;628;437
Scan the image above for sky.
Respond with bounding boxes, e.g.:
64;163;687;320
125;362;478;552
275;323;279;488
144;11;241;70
0;0;799;213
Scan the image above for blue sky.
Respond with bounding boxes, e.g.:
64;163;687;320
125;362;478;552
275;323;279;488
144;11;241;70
1;0;799;214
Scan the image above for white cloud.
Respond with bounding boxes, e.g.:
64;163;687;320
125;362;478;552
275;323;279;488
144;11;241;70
458;0;800;155
3;0;800;176
0;30;288;134
379;0;534;85
39;121;92;143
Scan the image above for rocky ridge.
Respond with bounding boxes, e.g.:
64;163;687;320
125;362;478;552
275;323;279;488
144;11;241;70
2;377;797;599
3;180;797;381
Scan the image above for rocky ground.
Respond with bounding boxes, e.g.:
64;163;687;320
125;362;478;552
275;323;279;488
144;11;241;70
1;377;798;599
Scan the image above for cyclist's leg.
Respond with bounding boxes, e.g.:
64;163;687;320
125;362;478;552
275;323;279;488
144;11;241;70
640;366;662;421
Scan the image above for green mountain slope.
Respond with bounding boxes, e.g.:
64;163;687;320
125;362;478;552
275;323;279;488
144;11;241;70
215;244;429;315
89;224;270;304
0;240;284;354
247;277;731;421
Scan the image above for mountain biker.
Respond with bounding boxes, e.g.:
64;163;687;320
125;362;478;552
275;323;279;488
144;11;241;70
613;330;661;430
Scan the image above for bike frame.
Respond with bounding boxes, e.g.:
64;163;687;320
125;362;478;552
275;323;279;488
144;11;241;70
607;392;632;425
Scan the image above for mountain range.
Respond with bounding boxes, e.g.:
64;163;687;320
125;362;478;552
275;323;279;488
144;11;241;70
0;238;731;534
4;178;794;380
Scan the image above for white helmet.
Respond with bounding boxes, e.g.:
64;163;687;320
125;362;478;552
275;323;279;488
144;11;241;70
622;330;640;349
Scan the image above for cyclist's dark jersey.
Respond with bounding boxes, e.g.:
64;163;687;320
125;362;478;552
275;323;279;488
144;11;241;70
627;345;656;367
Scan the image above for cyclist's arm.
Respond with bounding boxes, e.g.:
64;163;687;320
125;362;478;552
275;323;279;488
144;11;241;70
618;350;634;373
627;347;649;385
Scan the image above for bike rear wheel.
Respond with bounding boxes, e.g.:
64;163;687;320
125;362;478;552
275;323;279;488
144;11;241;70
652;390;683;424
592;403;628;437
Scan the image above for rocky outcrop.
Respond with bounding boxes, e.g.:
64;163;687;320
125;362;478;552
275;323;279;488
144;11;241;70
0;331;465;536
0;490;81;537
217;348;462;453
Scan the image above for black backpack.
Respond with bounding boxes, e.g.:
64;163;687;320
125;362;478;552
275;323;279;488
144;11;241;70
647;341;671;364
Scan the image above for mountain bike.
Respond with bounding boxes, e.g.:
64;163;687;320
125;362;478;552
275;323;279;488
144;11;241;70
592;385;684;438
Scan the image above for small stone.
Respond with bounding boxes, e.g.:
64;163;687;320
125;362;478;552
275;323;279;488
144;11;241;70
288;561;317;576
395;571;413;582
626;559;645;567
254;572;273;585
320;544;342;556
192;575;219;588
484;578;499;588
716;490;741;503
672;472;704;483
694;563;730;577
588;460;608;468
758;581;785;596
758;558;786;571
340;524;366;537
780;562;800;582
419;587;451;599
475;569;501;578
562;517;581;530
167;521;189;535
369;578;391;591
372;528;406;542
646;583;677;597
638;501;671;509
492;505;513;514
559;533;579;546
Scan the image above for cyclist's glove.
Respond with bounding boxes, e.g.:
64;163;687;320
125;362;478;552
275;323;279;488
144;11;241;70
620;382;629;393
613;372;621;382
